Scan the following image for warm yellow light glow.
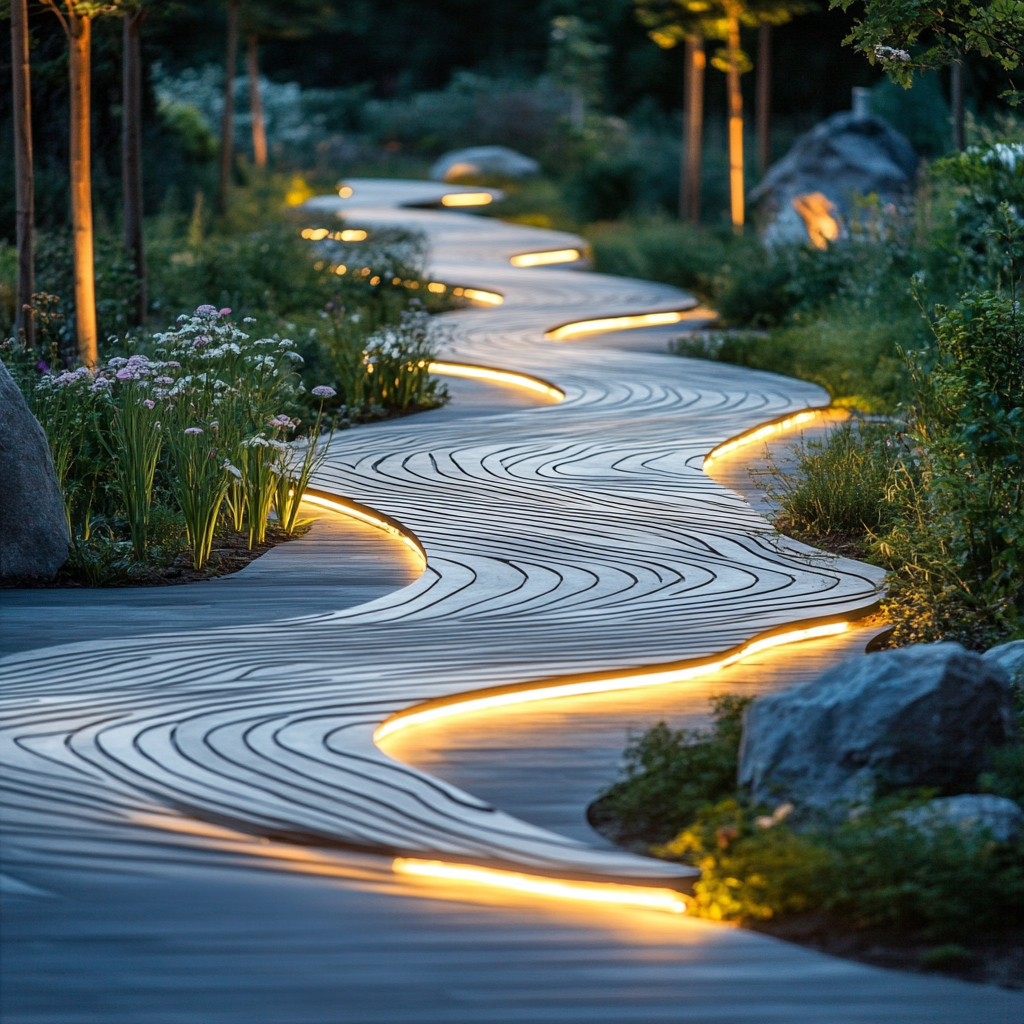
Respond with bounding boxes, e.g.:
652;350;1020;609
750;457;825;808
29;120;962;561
334;265;347;275
510;248;582;267
370;276;381;285
427;282;447;294
440;192;494;207
340;229;368;241
792;193;840;250
702;410;819;467
338;185;354;198
428;362;564;400
547;309;711;340
375;621;848;741
461;288;504;305
301;227;331;240
393;859;688;914
300;492;426;565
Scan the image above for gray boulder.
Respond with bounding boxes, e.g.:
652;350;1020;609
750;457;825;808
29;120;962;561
738;643;1018;811
900;794;1024;844
0;359;69;581
748;108;918;249
983;640;1024;687
429;146;540;183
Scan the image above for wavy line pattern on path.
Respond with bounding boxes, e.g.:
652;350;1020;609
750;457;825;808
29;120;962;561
0;180;884;887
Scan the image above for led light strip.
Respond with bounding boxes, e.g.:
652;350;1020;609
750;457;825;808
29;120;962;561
428;362;564;400
546;307;716;340
702;410;820;468
375;620;849;742
393;859;688;913
299;491;427;565
460;287;504;305
441;192;494;207
510;248;582;268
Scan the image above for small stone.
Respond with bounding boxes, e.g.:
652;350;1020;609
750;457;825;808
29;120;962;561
899;794;1024;844
983;640;1024;687
737;643;1018;811
0;359;70;581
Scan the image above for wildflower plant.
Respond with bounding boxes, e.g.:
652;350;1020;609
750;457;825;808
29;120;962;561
273;387;336;535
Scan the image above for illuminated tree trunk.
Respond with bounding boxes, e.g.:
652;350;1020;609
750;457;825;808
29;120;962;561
69;11;98;365
726;13;744;234
217;0;240;214
11;0;35;348
756;24;771;175
682;35;704;224
122;10;147;327
247;33;267;168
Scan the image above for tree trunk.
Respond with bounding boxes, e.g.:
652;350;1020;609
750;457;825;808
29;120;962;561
69;12;97;365
247;34;267;168
726;14;744;235
217;0;240;214
10;0;35;348
682;35;704;224
122;11;146;328
951;59;964;150
756;24;771;176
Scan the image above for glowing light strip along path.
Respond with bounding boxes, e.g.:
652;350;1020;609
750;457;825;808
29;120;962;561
0;179;884;889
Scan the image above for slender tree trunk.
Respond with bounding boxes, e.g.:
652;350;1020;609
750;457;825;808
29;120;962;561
11;0;35;348
726;15;744;234
246;34;267;168
951;58;964;150
69;12;97;365
217;0;240;214
122;11;147;328
756;24;771;175
682;35;705;224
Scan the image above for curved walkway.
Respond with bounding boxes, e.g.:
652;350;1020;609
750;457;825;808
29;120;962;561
4;180;1021;1021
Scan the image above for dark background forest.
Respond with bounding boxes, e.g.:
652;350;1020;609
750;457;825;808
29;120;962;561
1;0;1016;240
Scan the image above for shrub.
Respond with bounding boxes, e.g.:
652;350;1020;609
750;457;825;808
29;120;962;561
658;796;1024;939
589;695;752;846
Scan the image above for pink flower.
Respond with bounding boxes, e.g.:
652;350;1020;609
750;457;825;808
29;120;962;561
115;368;134;380
143;399;156;409
268;415;294;429
195;304;218;316
311;385;336;398
219;307;232;316
184;426;204;435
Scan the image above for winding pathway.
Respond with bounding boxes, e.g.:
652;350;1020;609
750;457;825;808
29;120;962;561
5;180;1020;1021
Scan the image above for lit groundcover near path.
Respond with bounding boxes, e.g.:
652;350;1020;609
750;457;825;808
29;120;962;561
3;180;1022;1023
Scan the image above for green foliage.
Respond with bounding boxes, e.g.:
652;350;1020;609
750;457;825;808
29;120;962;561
758;422;910;537
659;796;1024;938
879;287;1024;647
593;695;752;845
832;0;1024;104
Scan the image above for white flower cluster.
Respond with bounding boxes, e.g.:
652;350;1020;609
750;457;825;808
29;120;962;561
874;45;911;62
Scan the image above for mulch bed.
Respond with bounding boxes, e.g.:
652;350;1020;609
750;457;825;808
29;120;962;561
4;525;311;589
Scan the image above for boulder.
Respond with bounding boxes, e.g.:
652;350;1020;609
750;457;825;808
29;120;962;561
429;146;540;183
900;794;1024;844
738;643;1018;811
0;359;69;581
748;104;918;249
983;640;1024;687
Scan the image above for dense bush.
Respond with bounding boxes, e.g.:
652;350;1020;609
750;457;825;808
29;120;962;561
589;696;752;846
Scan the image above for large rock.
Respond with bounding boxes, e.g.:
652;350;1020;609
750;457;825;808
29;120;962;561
983;640;1024;687
429;145;540;183
748;107;918;249
738;643;1018;811
0;359;69;581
